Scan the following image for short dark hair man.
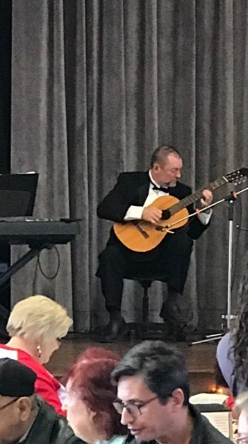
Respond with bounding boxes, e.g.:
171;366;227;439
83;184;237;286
0;358;84;444
97;145;213;341
111;340;232;444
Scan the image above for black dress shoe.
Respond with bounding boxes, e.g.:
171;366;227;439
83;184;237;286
99;317;129;343
160;300;187;342
163;319;187;342
167;325;187;342
160;301;186;325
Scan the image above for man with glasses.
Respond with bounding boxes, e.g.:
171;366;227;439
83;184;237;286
111;340;232;444
0;357;83;444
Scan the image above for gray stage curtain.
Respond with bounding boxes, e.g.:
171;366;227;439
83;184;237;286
11;0;248;332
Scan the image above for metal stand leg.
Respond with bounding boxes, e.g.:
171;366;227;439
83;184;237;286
226;213;233;330
0;244;51;321
190;192;237;345
0;244;47;288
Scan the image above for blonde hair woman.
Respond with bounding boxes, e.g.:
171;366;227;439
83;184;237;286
0;295;72;416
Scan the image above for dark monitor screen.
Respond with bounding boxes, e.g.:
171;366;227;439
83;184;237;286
0;173;39;217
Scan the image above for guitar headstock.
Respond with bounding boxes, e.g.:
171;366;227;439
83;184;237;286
225;168;248;185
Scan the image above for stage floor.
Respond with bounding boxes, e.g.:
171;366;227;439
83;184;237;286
46;333;219;395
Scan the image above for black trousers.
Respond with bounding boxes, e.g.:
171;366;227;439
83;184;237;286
97;232;194;312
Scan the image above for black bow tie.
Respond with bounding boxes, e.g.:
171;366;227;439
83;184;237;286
152;184;169;193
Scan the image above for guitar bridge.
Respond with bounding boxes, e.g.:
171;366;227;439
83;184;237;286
136;224;149;239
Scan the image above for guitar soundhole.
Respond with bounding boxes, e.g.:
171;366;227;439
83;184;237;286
161;209;171;220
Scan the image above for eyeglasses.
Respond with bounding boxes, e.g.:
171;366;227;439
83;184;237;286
113;395;159;418
0;397;19;412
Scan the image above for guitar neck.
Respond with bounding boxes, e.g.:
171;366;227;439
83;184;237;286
169;176;229;215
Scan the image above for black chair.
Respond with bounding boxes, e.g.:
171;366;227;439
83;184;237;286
136;279;153;323
125;276;168;339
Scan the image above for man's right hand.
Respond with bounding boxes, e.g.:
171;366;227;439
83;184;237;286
142;206;162;224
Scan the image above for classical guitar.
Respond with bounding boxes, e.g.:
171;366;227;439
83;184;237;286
113;168;248;252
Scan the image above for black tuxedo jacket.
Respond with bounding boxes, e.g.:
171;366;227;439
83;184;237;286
97;171;210;243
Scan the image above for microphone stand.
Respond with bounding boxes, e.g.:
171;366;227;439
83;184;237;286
224;191;236;331
190;186;248;345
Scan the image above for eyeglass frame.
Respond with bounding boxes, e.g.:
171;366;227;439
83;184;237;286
0;397;20;412
113;394;171;418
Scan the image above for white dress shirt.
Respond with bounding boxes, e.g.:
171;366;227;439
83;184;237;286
124;170;211;225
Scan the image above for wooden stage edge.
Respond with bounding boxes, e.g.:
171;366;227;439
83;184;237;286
46;332;219;395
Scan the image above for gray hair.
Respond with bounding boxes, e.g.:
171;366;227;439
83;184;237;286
150;145;181;167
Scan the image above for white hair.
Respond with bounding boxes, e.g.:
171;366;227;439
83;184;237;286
7;295;72;342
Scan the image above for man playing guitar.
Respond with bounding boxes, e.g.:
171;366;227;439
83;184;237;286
96;145;213;342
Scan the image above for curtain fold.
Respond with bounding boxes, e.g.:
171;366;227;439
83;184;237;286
11;0;248;332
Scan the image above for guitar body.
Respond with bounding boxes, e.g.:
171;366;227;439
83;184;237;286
113;195;189;252
112;167;248;252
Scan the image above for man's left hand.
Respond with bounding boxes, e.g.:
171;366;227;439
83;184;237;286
200;189;213;208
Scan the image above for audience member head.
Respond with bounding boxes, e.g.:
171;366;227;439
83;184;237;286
111;340;190;442
63;352;127;443
112;340;190;404
0;358;37;444
75;346;121;363
7;295;72;364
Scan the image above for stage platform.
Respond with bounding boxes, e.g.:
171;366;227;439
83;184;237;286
46;333;219;395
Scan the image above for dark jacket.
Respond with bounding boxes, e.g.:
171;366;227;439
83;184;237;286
97;171;210;241
24;397;84;444
123;404;232;444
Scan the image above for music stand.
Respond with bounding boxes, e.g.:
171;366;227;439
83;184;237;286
0;172;38;217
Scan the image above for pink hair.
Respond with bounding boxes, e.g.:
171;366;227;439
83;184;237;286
66;358;127;439
76;346;121;363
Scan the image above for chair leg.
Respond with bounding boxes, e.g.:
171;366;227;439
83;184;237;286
141;282;152;323
143;286;149;323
